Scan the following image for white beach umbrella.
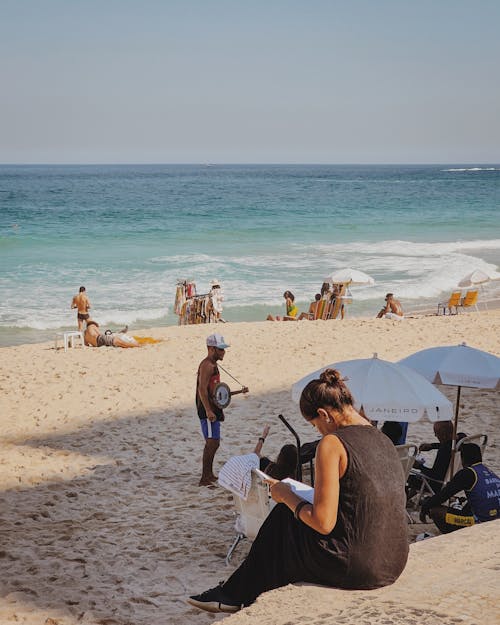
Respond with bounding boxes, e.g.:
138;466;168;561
323;268;375;286
457;268;500;288
399;343;500;471
291;354;453;423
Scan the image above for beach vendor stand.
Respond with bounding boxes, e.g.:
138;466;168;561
175;279;225;325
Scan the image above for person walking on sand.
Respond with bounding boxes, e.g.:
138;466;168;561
71;286;91;330
196;333;230;486
377;293;404;320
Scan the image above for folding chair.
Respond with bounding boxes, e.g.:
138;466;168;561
278;414;319;485
225;470;275;565
396;443;418;523
437;291;462;315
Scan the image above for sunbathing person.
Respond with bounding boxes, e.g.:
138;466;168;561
84;320;140;348
420;443;500;533
188;369;409;613
298;294;322;320
267;291;299;321
377;293;404;320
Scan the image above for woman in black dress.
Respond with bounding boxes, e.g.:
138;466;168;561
188;369;409;613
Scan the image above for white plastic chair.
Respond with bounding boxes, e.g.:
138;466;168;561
55;331;85;352
225;470;275;565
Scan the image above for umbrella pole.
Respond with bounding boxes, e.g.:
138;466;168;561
450;385;461;476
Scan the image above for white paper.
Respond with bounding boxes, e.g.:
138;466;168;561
282;478;315;504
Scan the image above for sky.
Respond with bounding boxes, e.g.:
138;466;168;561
1;0;499;164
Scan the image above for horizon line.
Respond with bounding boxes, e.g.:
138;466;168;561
1;162;500;167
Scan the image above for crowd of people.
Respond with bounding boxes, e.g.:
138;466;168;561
190;331;500;614
69;285;497;616
266;287;404;322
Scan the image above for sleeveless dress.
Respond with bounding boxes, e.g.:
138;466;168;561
222;425;409;606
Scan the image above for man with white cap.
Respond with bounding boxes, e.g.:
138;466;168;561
196;333;230;486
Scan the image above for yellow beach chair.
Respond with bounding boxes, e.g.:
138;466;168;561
459;289;479;312
437;291;462;315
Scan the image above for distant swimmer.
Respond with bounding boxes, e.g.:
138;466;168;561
71;286;92;330
376;293;404;320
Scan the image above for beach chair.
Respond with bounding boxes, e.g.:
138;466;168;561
458;290;479;313
396;443;418;523
225;470;275;565
409;433;488;510
396;443;418;480
454;433;488;471
278;414;319;485
437;291;461;316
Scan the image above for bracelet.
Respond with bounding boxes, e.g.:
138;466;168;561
258;437;265;443
294;500;309;521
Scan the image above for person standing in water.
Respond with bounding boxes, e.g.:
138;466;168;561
71;286;91;330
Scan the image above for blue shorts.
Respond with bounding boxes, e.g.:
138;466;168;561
200;419;221;440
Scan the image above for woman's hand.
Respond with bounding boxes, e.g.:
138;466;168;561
268;480;293;503
261;424;270;439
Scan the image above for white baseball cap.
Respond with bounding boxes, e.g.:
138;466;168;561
206;333;230;349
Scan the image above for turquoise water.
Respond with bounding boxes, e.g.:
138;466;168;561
1;164;499;346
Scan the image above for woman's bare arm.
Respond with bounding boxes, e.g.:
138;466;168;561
269;435;346;535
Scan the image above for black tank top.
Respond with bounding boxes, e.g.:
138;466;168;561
320;425;409;589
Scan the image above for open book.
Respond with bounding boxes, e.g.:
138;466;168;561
254;469;314;504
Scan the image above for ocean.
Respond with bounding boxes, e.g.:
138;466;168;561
1;164;499;346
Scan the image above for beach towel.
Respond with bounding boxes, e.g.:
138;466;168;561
132;336;163;344
218;453;259;500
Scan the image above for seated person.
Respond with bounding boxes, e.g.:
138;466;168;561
407;421;464;496
377;293;404;320
84;320;140;348
254;425;298;480
267;291;299;321
298;294;322;320
420;444;500;533
381;421;403;446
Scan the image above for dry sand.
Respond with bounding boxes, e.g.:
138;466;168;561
1;311;499;624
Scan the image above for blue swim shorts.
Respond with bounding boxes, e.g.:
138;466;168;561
200;419;221;440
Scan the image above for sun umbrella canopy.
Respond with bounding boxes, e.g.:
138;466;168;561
292;354;453;422
458;269;500;288
323;268;375;286
398;343;500;389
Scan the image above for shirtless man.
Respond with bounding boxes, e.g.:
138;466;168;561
298;294;322;320
71;286;91;330
84;320;140;348
377;293;404;320
196;333;230;486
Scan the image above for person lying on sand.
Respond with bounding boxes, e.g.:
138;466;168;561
84;320;140;348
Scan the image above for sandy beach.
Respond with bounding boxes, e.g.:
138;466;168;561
1;311;499;624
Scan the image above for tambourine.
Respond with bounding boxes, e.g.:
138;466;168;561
213;382;232;409
212;382;249;409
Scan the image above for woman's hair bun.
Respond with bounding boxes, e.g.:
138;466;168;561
319;368;342;386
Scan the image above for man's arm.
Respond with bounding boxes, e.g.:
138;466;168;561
420;468;475;514
71;296;77;309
